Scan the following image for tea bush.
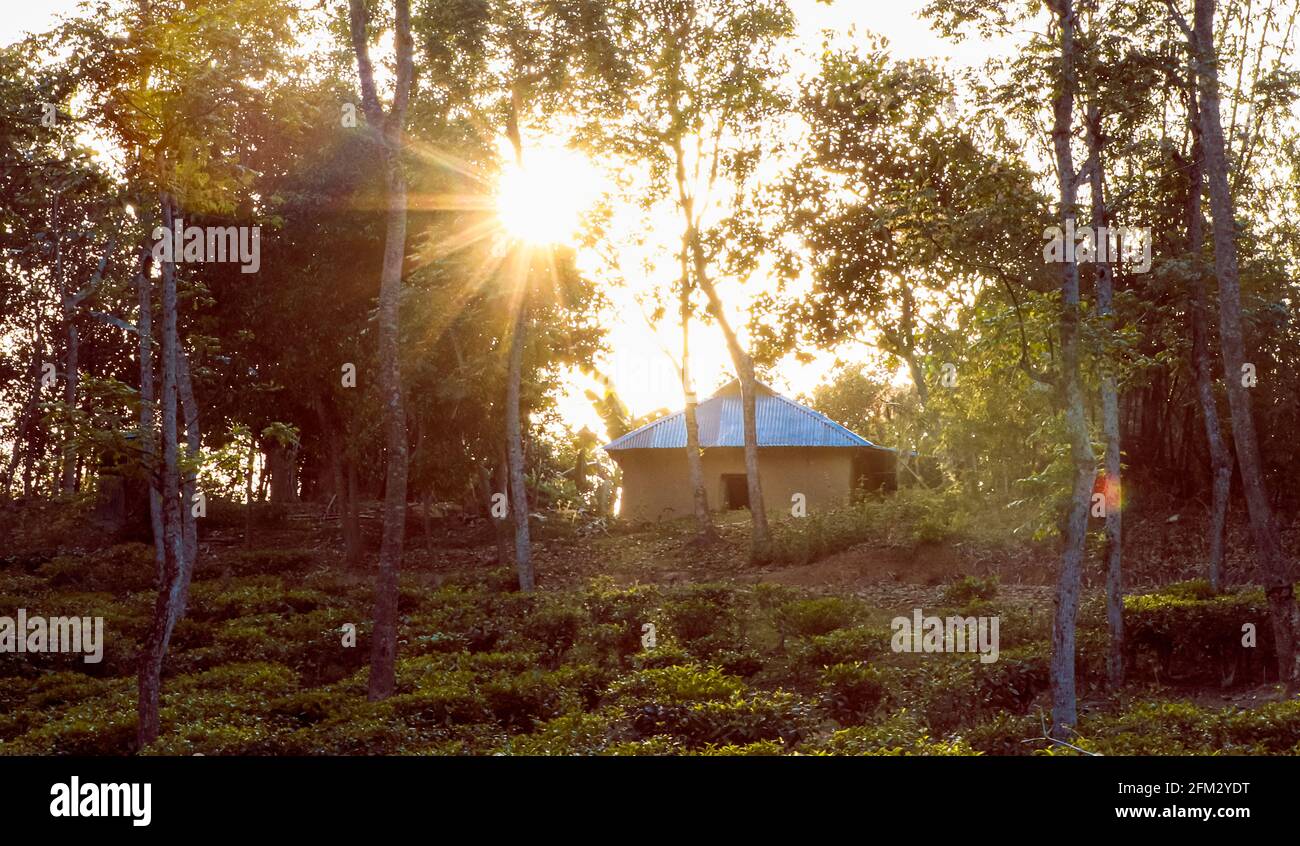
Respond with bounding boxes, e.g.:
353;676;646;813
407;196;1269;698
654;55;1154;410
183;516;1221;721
776;596;858;638
819;662;888;723
941;574;999;605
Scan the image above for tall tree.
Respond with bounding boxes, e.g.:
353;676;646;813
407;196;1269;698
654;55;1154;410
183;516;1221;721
1184;67;1233;592
1047;0;1096;734
1084;100;1124;689
569;0;796;560
1171;0;1299;691
346;0;415;700
678;235;716;541
49;0;298;747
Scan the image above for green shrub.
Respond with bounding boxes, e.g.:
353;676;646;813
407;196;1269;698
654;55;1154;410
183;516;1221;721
611;664;746;706
820;662;887;723
685;739;787;755
1073;699;1300;756
665;584;737;644
784;626;893;686
816;710;978;756
499;709;621;755
1159;579;1218;601
1123;588;1272;685
941;575;999;605
390;680;492;728
2;679;137;755
630;690;815;748
522;600;585;666
776;596;857;638
963;712;1042;756
483;671;568;730
38;544;157;594
628;642;690;671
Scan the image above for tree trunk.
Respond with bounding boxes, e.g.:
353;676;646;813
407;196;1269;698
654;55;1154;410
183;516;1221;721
245;435;255;549
1185;83;1233;592
135;248;165;576
503;87;535;591
680;238;715;541
266;440;300;504
344;456;362;565
52;193;78;495
1049;0;1095;736
422;489;434;554
176;349;200;604
1189;0;1297;691
672;144;770;561
505;303;534;590
1085;104;1124;689
348;0;413;701
4;323;47;498
366;125;410;700
61;320;78;493
137;190;188;748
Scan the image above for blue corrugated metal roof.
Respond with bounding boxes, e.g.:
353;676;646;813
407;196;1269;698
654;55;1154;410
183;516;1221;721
604;380;891;452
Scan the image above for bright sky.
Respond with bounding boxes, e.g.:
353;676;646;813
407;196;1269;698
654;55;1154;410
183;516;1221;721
3;0;1014;439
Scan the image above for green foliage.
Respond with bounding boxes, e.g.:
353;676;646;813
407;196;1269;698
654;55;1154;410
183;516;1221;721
627;690;815;749
815;711;979;756
39;544;155;594
819;662;888;723
1123;586;1272;684
782;626;894;686
611;665;747;704
941;575;999;606
1069;699;1300;756
775;596;857;638
2;537;1295;757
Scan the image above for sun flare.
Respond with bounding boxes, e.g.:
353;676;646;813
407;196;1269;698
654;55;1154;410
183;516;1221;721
494;147;600;245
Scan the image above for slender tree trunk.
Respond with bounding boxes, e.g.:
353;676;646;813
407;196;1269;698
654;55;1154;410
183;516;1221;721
679;238;715;541
21;431;35;497
348;0;413;701
245;436;255;549
1086;104;1124;689
135;248;165;576
1189;0;1298;691
1049;0;1095;735
176;349;200;607
1185;85;1233;592
61;320;78;493
505;303;533;590
422;489;434;553
137;190;187;748
344;456;362;565
503;87;535;591
3;323;46;497
52;193;78;495
671;142;770;560
367;125;410;700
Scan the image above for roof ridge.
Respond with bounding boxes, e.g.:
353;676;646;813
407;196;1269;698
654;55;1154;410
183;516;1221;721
770;392;870;446
603;381;884;451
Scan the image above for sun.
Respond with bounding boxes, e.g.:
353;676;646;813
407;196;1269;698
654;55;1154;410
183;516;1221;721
495;146;599;245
